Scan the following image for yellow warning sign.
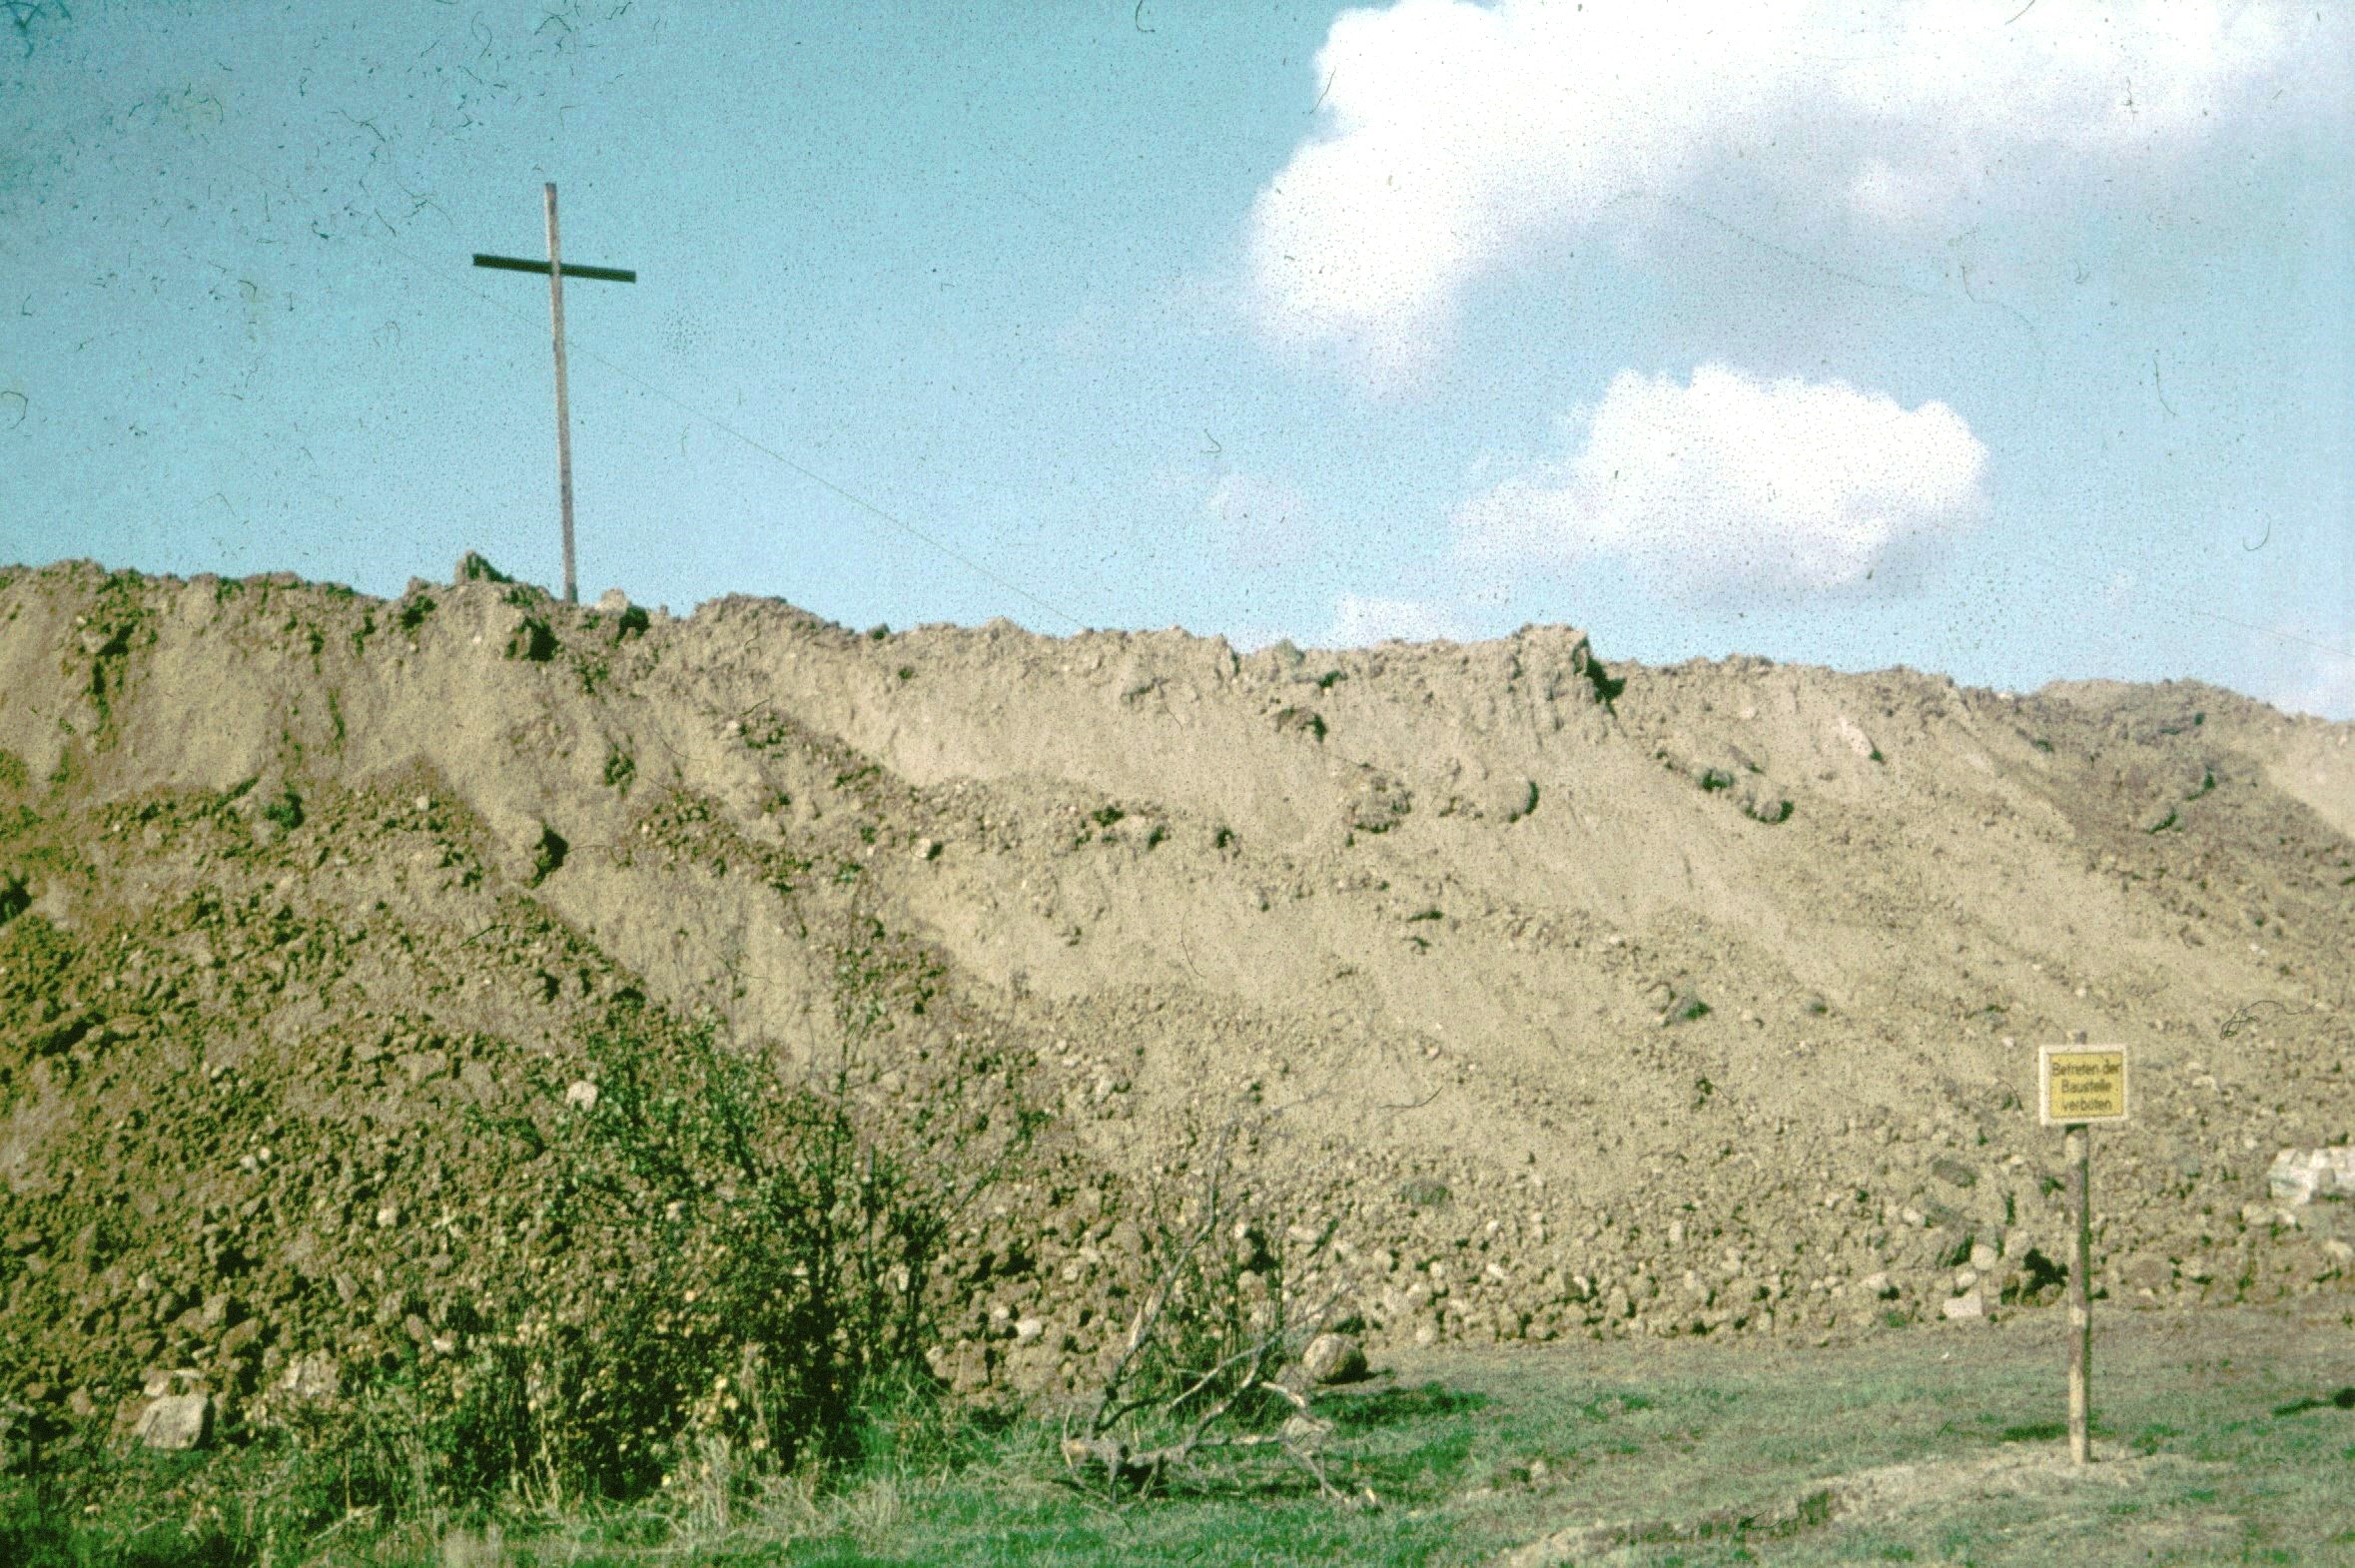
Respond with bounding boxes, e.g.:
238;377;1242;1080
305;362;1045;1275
2039;1044;2128;1127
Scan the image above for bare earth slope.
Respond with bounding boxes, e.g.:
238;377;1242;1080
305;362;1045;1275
1;558;2349;1423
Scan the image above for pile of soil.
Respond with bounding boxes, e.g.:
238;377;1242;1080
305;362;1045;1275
1;557;2348;1436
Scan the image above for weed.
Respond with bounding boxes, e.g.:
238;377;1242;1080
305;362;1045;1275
259;788;304;831
1398;1177;1451;1211
505;617;558;663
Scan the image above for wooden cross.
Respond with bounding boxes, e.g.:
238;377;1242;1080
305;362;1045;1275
472;183;636;604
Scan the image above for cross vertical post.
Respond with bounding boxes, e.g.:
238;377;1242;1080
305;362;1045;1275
471;189;636;603
544;182;576;604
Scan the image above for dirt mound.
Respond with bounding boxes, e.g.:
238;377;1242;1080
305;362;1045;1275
2;558;2350;1435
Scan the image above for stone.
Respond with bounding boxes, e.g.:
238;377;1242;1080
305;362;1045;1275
280;1352;340;1404
564;1080;600;1112
595;588;630;613
134;1393;211;1450
1968;1241;2000;1272
1012;1315;1046;1345
2268;1148;2355;1206
1859;1271;1897;1300
1299;1331;1369;1385
1940;1290;1985;1323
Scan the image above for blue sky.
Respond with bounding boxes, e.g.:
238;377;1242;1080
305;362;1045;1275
3;0;2350;716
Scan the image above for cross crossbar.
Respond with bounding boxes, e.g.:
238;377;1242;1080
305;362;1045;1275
472;253;637;284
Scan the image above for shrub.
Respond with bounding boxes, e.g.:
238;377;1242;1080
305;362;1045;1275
1063;1117;1354;1504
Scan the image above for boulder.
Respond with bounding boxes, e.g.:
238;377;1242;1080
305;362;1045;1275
134;1393;211;1450
279;1351;340;1404
1940;1290;1986;1323
1299;1331;1369;1385
2268;1149;2355;1206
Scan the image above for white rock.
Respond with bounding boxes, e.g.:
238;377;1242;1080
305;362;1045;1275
2268;1148;2355;1206
135;1394;211;1450
1860;1271;1896;1300
1013;1316;1046;1345
565;1080;600;1112
1940;1290;1985;1323
280;1352;340;1403
1300;1332;1369;1385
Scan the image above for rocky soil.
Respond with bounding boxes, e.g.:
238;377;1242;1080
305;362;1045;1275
1;557;2349;1443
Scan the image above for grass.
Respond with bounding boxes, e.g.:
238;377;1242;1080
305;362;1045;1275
8;1304;2354;1565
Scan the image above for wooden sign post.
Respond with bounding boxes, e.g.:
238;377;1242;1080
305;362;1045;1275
472;184;637;604
2039;1043;2129;1465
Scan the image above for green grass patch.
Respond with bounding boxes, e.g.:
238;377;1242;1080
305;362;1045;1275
10;1308;2355;1564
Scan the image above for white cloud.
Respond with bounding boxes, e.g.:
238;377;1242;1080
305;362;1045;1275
1453;365;1987;605
1314;593;1473;647
1204;471;1314;569
1249;0;2321;369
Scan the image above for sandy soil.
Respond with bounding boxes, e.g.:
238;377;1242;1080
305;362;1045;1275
1;556;2348;1427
